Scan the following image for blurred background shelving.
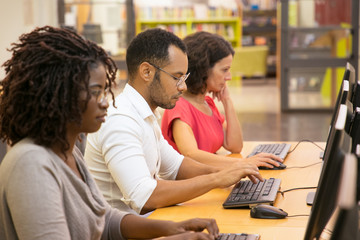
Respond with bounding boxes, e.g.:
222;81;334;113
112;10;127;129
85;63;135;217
135;2;241;47
136;18;241;47
279;0;359;112
54;0;360;112
242;9;277;76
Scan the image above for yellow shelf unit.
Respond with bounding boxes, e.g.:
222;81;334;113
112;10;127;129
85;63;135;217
136;17;242;47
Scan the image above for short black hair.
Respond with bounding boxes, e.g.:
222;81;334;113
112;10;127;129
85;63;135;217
184;31;234;95
126;28;187;80
0;26;117;153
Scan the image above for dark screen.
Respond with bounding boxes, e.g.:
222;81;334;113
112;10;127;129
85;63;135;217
304;105;352;240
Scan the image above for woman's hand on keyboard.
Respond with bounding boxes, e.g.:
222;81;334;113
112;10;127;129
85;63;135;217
244;153;283;169
171;218;219;239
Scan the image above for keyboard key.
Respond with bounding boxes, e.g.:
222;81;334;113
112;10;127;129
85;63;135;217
217;233;260;240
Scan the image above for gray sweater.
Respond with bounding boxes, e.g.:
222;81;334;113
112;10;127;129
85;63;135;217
0;138;128;240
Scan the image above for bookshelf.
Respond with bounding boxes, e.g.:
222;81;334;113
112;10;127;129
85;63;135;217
242;9;277;76
136;18;241;47
279;0;359;112
135;6;241;47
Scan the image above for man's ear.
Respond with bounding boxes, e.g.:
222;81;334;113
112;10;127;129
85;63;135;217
139;62;154;82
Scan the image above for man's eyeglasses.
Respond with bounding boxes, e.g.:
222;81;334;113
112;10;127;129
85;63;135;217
148;62;190;87
90;88;109;103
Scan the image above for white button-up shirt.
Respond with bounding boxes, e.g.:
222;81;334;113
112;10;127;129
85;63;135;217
84;84;184;214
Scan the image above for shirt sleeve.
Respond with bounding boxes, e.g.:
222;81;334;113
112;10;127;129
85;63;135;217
6;150;71;240
99;114;158;214
158;134;184;180
101;205;129;240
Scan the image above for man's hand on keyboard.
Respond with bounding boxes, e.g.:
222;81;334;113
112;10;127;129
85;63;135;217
244;153;283;169
214;161;264;188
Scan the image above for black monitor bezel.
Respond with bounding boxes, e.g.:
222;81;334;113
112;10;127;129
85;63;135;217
349;108;360;154
304;105;352;240
329;153;358;240
325;80;350;147
346;62;356;108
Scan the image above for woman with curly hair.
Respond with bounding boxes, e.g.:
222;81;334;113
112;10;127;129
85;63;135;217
0;26;219;240
161;31;282;169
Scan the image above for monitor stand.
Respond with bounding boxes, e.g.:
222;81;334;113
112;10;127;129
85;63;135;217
306;151;324;206
306;192;315;206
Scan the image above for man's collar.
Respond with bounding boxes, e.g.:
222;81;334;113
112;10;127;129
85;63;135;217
122;84;159;120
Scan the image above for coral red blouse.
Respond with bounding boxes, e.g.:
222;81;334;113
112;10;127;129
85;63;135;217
161;96;225;153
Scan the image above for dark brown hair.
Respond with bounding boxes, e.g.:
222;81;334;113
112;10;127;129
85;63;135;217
184;31;234;95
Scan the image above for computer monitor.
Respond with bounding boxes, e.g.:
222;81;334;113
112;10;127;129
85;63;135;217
352;78;360;107
329;153;358;240
326;80;350;146
328;63;355;128
345;62;355;103
345;62;357;108
343;100;354;134
349;108;360;154
351;78;360;108
318;65;352;151
356;145;360;202
303;104;352;240
306;96;353;205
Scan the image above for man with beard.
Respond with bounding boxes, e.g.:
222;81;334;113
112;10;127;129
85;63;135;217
84;28;267;215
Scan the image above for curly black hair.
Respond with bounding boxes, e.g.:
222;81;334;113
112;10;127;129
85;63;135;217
0;26;117;153
183;31;235;95
126;28;187;80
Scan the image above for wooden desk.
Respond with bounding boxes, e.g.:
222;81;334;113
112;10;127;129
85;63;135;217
149;141;325;240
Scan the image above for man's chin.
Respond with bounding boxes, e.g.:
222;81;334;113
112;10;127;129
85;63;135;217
158;102;176;109
159;98;179;109
168;104;176;109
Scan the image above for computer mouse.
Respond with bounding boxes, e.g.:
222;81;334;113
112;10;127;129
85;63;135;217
259;161;287;170
250;204;288;219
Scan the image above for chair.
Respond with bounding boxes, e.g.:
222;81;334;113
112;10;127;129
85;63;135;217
230;45;269;85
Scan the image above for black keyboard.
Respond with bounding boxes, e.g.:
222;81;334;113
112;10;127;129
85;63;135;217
217;233;260;240
223;178;281;208
247;143;291;170
248;143;291;159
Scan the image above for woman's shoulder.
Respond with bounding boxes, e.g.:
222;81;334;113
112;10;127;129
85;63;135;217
205;96;217;108
0;139;57;184
167;97;191;113
176;97;190;107
8;138;48;158
3;139;55;169
162;97;195;125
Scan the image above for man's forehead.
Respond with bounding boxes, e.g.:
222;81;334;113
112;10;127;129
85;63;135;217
167;46;187;63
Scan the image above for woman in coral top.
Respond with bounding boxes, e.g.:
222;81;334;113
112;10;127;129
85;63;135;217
161;31;282;169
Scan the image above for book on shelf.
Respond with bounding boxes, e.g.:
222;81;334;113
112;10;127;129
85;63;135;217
138;5;238;20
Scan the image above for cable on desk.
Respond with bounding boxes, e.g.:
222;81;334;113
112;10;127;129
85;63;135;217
286;161;322;169
288;139;325;154
286;214;310;218
278;186;317;197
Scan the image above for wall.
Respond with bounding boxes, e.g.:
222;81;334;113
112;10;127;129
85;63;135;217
0;0;58;79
